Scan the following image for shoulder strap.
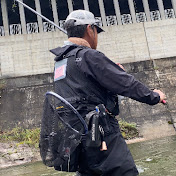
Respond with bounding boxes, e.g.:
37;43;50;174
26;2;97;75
64;45;85;58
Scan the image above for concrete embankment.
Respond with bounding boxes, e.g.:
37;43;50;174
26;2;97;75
0;57;176;139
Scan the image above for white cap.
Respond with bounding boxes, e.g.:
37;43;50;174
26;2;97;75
65;10;104;33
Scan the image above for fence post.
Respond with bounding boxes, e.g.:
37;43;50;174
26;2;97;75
157;0;165;20
142;0;151;21
1;0;9;36
128;0;137;23
34;0;43;32
18;0;27;34
113;0;122;25
83;0;89;11
51;0;59;30
98;0;107;26
171;0;176;17
67;0;73;13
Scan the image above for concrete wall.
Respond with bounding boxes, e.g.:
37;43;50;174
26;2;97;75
120;57;176;139
0;57;176;140
1;19;176;78
0;74;53;130
1;19;176;138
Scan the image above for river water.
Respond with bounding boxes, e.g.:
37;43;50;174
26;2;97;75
0;135;176;176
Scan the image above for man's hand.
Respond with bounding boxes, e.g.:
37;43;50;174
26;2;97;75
153;89;166;103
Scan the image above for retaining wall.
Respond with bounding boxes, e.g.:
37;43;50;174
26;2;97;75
1;19;176;138
1;19;176;78
0;57;176;138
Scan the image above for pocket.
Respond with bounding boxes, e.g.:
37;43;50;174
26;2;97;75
85;111;101;147
99;114;111;135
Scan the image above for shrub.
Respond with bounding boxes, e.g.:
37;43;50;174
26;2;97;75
119;120;139;139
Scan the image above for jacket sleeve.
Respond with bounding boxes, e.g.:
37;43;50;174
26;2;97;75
77;49;160;105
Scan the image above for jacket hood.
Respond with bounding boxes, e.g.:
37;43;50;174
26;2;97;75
50;45;78;61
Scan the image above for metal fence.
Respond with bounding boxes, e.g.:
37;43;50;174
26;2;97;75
0;8;175;36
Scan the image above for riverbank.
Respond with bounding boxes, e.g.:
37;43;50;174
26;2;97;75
1;133;176;169
0;142;40;169
0;120;140;169
1;123;174;169
1;136;176;176
0;137;145;169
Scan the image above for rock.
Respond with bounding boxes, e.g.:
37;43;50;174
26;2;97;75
9;153;24;161
0;157;9;165
0;142;41;169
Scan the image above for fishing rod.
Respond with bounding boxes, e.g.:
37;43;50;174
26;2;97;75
152;59;176;132
15;0;67;34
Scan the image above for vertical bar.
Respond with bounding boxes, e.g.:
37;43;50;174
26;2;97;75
34;0;43;32
128;0;137;23
83;0;89;11
157;0;165;20
67;0;73;13
1;0;9;36
18;0;27;34
142;0;151;21
171;0;176;17
98;0;107;26
51;0;59;28
113;0;122;25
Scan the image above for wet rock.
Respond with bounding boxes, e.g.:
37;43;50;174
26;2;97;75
0;142;41;168
0;157;9;165
10;153;24;161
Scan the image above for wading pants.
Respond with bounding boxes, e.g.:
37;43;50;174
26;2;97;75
77;116;139;176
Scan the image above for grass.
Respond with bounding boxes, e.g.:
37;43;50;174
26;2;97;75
0;79;6;90
0;120;139;148
119;120;139;139
0;127;40;148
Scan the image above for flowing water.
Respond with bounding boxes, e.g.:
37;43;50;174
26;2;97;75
0;135;176;176
129;135;176;176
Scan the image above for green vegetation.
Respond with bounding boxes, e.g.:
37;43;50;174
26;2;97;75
154;66;159;70
0;79;6;90
119;120;139;139
0;127;40;148
0;120;139;148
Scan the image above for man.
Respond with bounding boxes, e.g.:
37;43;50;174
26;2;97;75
50;10;165;176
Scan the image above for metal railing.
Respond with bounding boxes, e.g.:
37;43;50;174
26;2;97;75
0;8;175;36
27;22;39;34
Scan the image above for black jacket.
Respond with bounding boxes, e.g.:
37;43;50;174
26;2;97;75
50;44;160;115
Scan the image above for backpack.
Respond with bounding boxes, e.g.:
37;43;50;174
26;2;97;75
39;92;108;172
